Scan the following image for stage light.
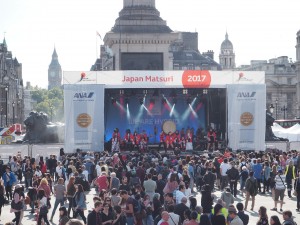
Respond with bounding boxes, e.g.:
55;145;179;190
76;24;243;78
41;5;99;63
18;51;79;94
125;98;129;105
120;90;124;95
139;98;144;105
203;89;208;94
143;90;148;95
183;89;188;95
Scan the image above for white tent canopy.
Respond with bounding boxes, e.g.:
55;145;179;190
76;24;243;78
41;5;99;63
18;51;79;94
272;123;300;142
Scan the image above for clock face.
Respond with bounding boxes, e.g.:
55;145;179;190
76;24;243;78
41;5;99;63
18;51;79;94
50;71;55;77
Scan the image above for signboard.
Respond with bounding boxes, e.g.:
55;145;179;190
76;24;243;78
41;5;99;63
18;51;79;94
63;70;265;88
227;84;266;151
64;84;105;153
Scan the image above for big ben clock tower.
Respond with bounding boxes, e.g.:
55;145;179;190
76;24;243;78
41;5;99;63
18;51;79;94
48;47;62;90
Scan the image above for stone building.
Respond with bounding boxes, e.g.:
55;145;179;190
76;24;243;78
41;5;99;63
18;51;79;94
48;48;62;90
0;38;24;126
91;0;220;71
219;32;236;70
296;30;300;114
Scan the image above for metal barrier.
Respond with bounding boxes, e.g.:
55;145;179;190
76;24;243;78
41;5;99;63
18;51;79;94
289;142;300;150
265;141;289;151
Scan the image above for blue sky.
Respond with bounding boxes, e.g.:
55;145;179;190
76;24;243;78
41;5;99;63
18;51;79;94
0;0;299;88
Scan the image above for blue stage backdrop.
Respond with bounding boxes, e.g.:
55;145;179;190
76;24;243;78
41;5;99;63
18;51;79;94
104;94;206;143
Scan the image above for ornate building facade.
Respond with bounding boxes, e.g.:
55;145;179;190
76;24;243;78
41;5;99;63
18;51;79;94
0;38;24;126
48;48;62;90
91;0;220;71
219;32;235;70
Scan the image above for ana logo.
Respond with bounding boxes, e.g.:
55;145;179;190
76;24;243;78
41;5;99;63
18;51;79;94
237;92;256;98
74;92;94;98
237;72;252;82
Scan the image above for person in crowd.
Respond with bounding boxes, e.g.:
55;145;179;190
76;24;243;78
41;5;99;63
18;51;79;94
211;203;226;225
199;214;212;225
167;205;180;225
203;168;216;192
201;184;213;214
101;202;114;225
236;203;249;225
66;219;84;225
227;162;240;197
262;161;271;194
10;184;24;225
285;160;296;198
244;171;258;211
67;176;76;218
174;184;186;204
220;158;230;191
281;210;296;225
252;159;263;193
120;190;135;225
271;169;286;212
110;172;120;191
50;178;66;222
270;215;281;225
174;197;189;223
2;166;16;201
97;171;109;191
157;211;170;225
256;206;269;225
144;173;157;201
73;184;87;224
0;180;5;219
221;187;234;208
59;206;70;225
294;171;300;211
38;177;51;208
113;205;127;225
37;189;50;225
228;205;243;225
239;166;249;197
164;193;175;211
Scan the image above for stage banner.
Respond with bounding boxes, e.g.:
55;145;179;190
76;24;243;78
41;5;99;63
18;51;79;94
227;84;266;151
64;84;105;153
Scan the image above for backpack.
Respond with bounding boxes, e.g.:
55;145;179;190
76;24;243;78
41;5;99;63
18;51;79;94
131;197;141;213
248;179;257;196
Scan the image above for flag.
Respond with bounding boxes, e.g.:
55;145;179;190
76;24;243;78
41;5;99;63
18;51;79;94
96;31;102;40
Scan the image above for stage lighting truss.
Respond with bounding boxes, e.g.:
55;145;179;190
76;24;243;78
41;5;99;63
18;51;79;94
203;89;208;94
120;90;124;95
143;90;148;95
183;89;188;95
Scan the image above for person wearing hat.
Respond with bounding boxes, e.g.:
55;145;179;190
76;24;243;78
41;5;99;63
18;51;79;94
228;205;243;225
271;169;286;212
2;166;16;201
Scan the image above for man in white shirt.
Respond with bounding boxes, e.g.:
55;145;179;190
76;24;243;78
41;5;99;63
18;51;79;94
56;162;63;179
175;184;186;204
82;165;89;181
167;205;180;225
95;162;102;177
220;158;231;190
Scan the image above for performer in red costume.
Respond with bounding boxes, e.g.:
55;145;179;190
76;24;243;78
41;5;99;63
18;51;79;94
132;131;140;150
124;129;134;151
207;128;217;151
158;131;166;152
165;132;174;150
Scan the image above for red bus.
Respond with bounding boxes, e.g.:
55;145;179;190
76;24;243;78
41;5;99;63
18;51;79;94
275;119;300;128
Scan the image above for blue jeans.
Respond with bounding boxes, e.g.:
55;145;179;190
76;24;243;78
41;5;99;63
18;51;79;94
126;216;134;225
50;198;64;219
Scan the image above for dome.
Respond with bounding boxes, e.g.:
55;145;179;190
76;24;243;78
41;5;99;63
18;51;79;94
221;32;233;50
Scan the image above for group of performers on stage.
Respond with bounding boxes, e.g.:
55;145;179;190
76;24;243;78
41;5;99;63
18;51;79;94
111;127;220;153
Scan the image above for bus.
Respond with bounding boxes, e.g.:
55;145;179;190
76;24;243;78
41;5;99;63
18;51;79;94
275;119;300;128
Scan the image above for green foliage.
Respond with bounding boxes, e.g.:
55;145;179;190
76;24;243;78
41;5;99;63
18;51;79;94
31;86;64;122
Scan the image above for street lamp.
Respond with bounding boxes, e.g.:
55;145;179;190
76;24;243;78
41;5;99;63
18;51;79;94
50;106;53;122
4;86;8;126
275;99;278;119
12;101;15;124
0;107;3;127
281;105;288;119
269;104;274;115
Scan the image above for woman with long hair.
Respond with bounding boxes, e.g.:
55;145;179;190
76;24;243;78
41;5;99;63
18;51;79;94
37;189;50;225
270;215;281;225
67;176;76;218
59;206;70;225
38;177;51;208
10;185;24;225
101;202;114;225
163;173;179;194
73;184;87;224
257;206;269;225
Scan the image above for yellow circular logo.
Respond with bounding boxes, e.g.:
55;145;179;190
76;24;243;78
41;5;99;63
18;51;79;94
76;113;92;128
240;112;254;126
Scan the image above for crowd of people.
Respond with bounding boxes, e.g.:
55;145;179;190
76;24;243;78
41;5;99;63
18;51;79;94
0;147;299;225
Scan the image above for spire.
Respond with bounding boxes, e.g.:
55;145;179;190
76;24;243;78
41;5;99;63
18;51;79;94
2;37;7;47
225;32;228;40
52;47;58;58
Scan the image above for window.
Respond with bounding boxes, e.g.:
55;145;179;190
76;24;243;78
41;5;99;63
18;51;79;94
287;78;292;85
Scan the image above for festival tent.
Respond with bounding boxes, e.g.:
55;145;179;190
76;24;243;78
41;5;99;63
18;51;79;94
272;123;300;141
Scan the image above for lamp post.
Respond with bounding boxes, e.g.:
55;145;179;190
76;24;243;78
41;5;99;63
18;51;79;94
269;104;274;115
281;105;288;119
4;86;8;126
12;101;15;124
50;106;53;122
0;107;3;127
275;99;278;119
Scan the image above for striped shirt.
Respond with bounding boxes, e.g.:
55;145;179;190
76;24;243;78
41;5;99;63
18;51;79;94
275;174;286;190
